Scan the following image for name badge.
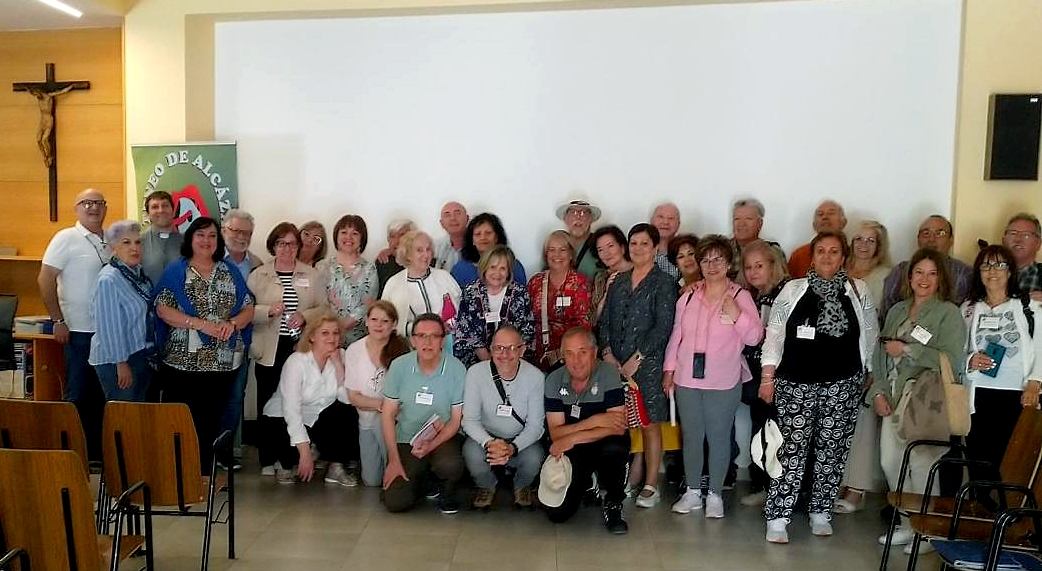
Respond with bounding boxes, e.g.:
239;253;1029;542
979;315;1002;330
797;325;816;340
496;404;513;417
295;278;310;288
187;330;202;352
910;325;933;345
555;296;572;308
415;392;434;406
570;404;582;419
720;313;735;325
159;232;170;239
484;312;501;324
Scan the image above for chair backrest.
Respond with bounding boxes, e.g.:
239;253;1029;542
1000;407;1042;488
0;294;16;370
0;398;89;478
0;449;102;571
102;401;205;507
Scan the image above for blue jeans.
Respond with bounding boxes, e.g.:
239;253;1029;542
220;358;250;458
65;331;105;460
94;349;152;402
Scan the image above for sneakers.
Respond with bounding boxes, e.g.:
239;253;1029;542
275;465;297;485
603;502;628;534
513;486;533;509
879;526;915;546
260;465;276;477
905;539;934;555
438;495;460;514
766;518;790;544
741;490;767;507
635;485;660;508
425;480;443;500
472;488;495;510
834;489;865;514
324;462;359;487
809;512;833;536
671;488;703;514
705;492;724;519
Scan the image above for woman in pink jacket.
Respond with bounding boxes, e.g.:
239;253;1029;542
663;235;764;518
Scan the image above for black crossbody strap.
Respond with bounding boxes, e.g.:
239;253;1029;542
489;361;526;427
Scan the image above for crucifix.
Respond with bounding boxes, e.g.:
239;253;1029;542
13;63;91;222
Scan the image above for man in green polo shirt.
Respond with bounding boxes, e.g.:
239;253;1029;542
543;327;630;533
381;313;466;514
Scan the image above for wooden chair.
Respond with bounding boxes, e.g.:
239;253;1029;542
880;407;1042;570
101;402;235;571
0;449;153;571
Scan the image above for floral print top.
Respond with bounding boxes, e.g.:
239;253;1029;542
318;256;378;346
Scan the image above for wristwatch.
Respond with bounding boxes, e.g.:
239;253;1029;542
53;318;66;325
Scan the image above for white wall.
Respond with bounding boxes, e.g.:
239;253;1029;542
214;0;962;270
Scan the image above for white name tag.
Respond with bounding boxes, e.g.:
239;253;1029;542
484;312;501;324
910;324;933;345
555;296;572;308
187;330;202;352
496;404;513;417
570;404;582;419
159;232;170;239
415;392;434;406
797;325;816;340
979;315;1002;330
295;278;310;288
720;313;735;325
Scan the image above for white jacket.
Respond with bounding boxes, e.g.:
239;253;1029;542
762;277;878;373
381;268;462;337
962;298;1042;390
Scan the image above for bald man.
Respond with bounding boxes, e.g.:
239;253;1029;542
434;201;469;271
651;202;682;280
38;188;112;460
787;200;847;278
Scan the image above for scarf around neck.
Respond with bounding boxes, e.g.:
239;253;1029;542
807;268;850;338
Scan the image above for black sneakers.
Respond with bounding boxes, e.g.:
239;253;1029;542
603;502;628;535
438;495;460;514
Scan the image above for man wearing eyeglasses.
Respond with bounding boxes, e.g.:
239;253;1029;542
557;199;602;280
880;214;972;318
381;313;467;514
38;188;111;460
462;325;545;510
1002;213;1042;300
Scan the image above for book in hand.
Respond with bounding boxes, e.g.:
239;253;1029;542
409;413;441;448
981;341;1006;379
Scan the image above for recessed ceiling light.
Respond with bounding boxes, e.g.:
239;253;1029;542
35;0;84;18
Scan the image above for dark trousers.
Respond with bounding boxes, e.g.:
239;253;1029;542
253;336;298;466
384;438;464;513
65;331;105;461
161;365;238;470
545;433;630;524
966;388;1023;484
262;400;358;468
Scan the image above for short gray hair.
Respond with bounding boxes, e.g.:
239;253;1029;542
1008;212;1041;236
224;208;254;227
105;220;141;244
387;218;416;235
733;198;765;218
561;326;597;349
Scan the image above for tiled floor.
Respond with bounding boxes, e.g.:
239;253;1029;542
122;452;940;571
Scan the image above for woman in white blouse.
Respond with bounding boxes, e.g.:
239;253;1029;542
381;230;462;340
962;244;1042;487
344;301;410;487
261;314;359;486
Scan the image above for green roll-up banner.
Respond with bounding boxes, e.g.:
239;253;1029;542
131;142;238;230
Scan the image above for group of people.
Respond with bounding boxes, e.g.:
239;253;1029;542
39;188;1042;540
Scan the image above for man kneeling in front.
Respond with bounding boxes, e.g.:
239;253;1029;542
540;327;630;534
381;313;466;514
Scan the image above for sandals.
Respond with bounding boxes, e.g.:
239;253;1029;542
834;488;865;513
635;484;660;508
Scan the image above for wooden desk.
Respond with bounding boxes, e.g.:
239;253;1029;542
12;333;65;401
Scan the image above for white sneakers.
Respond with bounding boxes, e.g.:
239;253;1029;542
635;485;661;508
879;527;933;555
704;492;725;518
809;513;833;536
260;465;276;477
671;488;703;514
766;518;789;543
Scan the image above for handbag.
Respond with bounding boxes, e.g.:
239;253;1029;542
893;368;950;442
623;375;651;429
939;351;972;437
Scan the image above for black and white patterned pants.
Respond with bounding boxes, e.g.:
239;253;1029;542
764;374;862;521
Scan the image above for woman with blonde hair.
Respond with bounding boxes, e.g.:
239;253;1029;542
846;220;892;309
528;230;591;371
297;221;327;267
381;230;462;338
454;245;535;367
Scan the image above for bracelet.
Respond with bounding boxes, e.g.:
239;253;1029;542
185;317;193;330
761;379;774;386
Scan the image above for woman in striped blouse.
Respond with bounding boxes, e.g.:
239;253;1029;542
248;222;329;475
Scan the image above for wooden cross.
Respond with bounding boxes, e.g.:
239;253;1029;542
13;63;91;222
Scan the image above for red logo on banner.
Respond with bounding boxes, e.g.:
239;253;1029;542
172;184;211;232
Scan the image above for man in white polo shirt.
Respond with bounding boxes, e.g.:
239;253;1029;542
38;188;111;459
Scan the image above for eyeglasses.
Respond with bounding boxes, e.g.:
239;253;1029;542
565;207;591;218
1004;230;1039;240
918;229;949;238
77;199;107;208
224;227;252;237
699;256;728;268
491;343;525;354
301;230;323;244
981;261;1010;271
275;240;298;249
853;236;878;244
412;333;444;342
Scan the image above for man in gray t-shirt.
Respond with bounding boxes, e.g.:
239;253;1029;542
462;326;545;509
